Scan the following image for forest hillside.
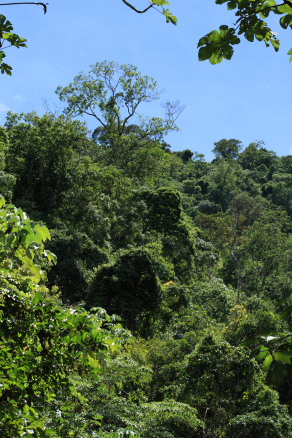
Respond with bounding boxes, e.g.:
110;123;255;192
1;61;292;437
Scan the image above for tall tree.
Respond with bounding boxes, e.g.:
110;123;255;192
56;61;182;171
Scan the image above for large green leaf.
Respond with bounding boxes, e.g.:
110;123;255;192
198;25;240;64
262;354;273;371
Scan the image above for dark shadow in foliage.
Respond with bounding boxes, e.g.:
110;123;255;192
181;179;202;197
47;229;108;303
178;335;291;437
264;173;292;216
138;187;182;234
226;408;292;438
87;248;162;336
136;188;197;282
197;200;222;215
158;283;190;330
174;149;194;163
161;223;196;283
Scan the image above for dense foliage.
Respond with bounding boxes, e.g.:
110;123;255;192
1;61;292;436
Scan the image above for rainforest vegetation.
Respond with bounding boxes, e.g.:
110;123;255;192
1;60;292;437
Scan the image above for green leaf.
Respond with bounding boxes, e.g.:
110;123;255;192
271;37;280;51
151;0;170;5
44;249;57;264
151;0;168;4
164;9;178;25
275;351;292;364
23;404;30;414
227;0;237;9
32;292;43;306
210;51;225;64
280;14;292;29
262;354;273;371
0;196;6;208
256;346;269;361
244;29;255;42
277;3;292;13
198;26;240;64
0;63;12;76
198;45;214;61
34;224;51;241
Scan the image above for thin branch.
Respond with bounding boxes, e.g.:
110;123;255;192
0;43;13;50
122;100;140;133
121;0;153;14
87;104;106;127
254;1;286;15
0;2;48;14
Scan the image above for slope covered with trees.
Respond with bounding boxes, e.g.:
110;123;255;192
1;61;292;437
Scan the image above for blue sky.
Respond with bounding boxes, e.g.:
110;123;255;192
1;0;292;161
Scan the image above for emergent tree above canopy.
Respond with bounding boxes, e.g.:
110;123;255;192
56;61;183;167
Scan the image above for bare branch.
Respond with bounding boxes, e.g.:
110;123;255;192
121;0;153;14
0;2;48;14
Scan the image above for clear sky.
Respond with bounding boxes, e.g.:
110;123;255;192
1;0;292;161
